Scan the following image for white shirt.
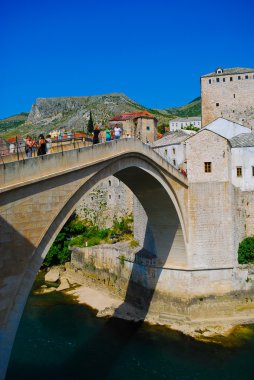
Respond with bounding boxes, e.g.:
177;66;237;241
114;127;121;137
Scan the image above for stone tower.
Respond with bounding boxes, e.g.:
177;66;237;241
201;67;254;129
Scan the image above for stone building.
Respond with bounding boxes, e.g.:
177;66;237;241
169;116;201;131
185;117;254;270
110;111;158;143
152;130;192;172
201;67;254;129
185;117;251;183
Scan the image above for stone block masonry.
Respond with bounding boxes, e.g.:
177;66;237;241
201;68;254;128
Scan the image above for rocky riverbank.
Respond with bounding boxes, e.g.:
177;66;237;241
36;242;254;341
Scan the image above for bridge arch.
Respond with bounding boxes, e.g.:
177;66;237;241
37;155;188;268
0;141;189;378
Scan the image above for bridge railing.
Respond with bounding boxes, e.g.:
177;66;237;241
0;137;93;165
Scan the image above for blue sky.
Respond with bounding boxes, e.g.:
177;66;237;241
1;0;253;119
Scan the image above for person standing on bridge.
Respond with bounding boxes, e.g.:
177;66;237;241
114;124;122;140
37;134;47;156
105;126;111;141
46;134;52;154
25;135;35;158
92;125;100;145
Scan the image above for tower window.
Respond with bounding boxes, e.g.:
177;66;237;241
204;162;212;173
230;77;233;81
238;76;241;80
109;180;111;186
173;159;176;166
216;78;220;83
109;194;111;199
209;79;212;84
245;75;249;79
236;167;242;177
233;94;235;98
173;148;175;154
216;103;219;107
223;78;226;82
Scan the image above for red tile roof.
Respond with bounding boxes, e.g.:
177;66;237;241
110;111;156;121
7;136;23;143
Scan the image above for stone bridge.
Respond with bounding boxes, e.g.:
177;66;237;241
0;138;250;378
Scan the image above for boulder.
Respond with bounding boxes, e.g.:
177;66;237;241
56;278;70;291
45;268;60;283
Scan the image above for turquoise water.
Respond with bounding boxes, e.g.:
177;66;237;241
6;284;254;380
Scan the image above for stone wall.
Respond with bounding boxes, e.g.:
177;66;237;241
75;176;134;228
186;129;231;183
201;72;254;128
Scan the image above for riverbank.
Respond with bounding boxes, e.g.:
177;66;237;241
37;264;254;343
37;241;254;341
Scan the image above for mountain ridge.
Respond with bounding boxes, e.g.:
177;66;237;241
0;93;201;137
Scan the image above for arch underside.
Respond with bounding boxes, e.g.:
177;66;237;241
114;166;187;268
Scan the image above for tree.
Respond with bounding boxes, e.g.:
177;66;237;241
238;236;254;264
157;123;167;134
87;111;94;134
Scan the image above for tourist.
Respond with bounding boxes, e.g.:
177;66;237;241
114;124;122;140
105;126;111;142
37;134;47;156
25;135;34;158
46;134;52;154
92;125;100;145
110;127;115;140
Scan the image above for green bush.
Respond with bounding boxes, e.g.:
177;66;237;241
43;214;134;268
87;236;101;246
129;239;139;248
69;235;85;247
119;255;125;266
238;236;254;264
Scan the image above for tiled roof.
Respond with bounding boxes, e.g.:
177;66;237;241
170;116;201;122
229;133;254;148
202;67;254;78
110;111;156;121
7;136;23;143
152;130;190;147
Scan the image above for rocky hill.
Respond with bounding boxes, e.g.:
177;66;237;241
0;93;201;138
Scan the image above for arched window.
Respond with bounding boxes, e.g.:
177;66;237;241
216;67;223;74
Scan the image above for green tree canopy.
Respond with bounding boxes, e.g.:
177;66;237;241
238;236;254;264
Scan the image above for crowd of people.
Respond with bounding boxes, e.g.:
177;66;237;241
92;124;123;145
25;134;52;158
23;124;123;159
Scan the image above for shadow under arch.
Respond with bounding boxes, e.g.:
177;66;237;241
3;154;188;379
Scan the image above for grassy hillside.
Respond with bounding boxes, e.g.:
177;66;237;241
161;96;201;117
0;113;29;137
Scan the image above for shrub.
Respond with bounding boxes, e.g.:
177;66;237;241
129;239;139;248
69;235;85;247
119;255;125;266
238;236;254;264
87;236;101;246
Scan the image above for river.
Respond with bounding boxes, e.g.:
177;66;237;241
6;276;254;380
